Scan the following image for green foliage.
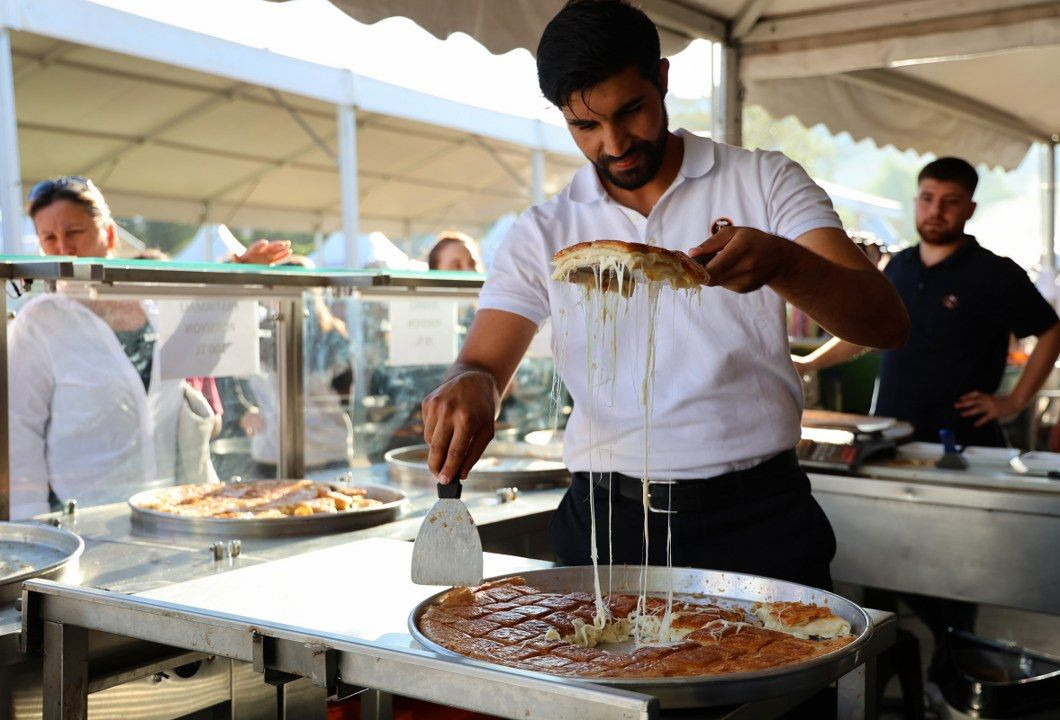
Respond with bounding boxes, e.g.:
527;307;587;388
115;216;197;256
742;106;838;178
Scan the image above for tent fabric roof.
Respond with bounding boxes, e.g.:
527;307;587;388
326;0;1060;169
1;0;584;238
325;0;725;55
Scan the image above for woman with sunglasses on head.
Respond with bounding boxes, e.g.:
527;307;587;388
6;177;199;518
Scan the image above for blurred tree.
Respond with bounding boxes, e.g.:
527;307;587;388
742;106;838;178
115;216;197;256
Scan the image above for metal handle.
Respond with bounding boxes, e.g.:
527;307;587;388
437;480;462;499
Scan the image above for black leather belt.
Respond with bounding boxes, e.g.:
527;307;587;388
572;449;802;513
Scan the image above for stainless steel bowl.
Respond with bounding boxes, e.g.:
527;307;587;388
409;565;874;708
129;481;407;538
385;444;570;490
0;522;84;603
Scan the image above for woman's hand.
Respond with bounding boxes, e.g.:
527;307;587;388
236;239;292;266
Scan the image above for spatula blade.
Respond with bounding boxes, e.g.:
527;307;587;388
411;496;483;587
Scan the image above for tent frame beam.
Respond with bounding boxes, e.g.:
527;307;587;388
0;28;22;255
640;0;726;43
75;86;245;179
12;39;73;82
732;0;772;41
21;122;527;202
741;0;1056;46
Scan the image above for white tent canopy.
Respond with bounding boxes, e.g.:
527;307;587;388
0;0;584;258
326;0;1060;170
310;230;425;269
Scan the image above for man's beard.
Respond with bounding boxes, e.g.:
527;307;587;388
917;220;965;246
593;108;669;191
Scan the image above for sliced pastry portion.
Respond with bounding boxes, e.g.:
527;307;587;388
419;577;857;678
552;240;709;295
752;601;852;640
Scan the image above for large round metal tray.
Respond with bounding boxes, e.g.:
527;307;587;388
385;444;570;490
0;522;84;603
129;481;407;538
409;565;873;708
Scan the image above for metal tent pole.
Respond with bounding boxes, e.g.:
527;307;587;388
0;28;23;255
711;42;743;147
1045;141;1057;274
531;149;546;206
337;105;359;268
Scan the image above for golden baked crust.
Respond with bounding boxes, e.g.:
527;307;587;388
419;577;855;678
134;479;381;518
552;240;709;291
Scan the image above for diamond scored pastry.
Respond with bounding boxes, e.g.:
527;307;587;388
420;577;855;678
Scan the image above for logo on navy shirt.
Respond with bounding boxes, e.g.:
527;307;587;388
943;294;959;310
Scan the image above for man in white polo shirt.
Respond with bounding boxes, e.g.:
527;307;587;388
421;0;908;590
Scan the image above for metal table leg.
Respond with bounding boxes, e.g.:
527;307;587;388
837;657;877;720
361;689;393;720
42;621;88;720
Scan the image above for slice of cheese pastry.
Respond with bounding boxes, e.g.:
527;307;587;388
752;601;851;640
552;240;708;293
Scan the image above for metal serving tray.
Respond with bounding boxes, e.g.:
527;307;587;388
386;443;570;490
128;482;407;538
409;565;874;709
0;521;84;603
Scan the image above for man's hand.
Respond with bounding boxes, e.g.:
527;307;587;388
955;391;1020;427
689;227;789;293
236;239;292;266
422;370;498;484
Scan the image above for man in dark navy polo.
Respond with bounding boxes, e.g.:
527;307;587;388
797;157;1060;447
796;158;1060;691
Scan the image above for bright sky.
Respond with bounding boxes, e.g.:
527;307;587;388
95;0;712;125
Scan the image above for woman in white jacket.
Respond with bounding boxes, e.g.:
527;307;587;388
7;177;187;518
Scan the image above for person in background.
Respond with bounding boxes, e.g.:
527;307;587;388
427;231;483;271
8;177;188;516
795;157;1060;448
793;157;1060;681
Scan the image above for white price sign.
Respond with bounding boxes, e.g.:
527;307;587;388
387;300;459;366
156;300;260;380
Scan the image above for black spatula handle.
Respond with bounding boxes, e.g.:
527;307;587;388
437;480;462;499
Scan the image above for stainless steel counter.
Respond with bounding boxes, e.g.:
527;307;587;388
22;538;894;720
1;474;567;719
810;460;1060;615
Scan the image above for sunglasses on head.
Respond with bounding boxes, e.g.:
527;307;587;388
28;176;95;203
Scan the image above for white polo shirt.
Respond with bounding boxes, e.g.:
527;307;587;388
479;129;843;479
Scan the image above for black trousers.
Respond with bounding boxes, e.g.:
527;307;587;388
548;451;837;591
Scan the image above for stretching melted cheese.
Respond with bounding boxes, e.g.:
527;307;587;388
551;241;703;648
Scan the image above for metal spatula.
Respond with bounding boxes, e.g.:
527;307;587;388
411;480;483;587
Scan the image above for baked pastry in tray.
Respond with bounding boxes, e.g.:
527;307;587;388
552;240;709;294
133;479;381;519
419;577;854;678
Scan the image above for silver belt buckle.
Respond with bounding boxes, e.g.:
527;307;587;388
647;479;678;514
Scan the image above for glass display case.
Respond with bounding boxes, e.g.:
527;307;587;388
0;258;566;520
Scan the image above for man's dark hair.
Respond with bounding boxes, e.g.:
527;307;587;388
537;0;661;109
918;157;978;196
